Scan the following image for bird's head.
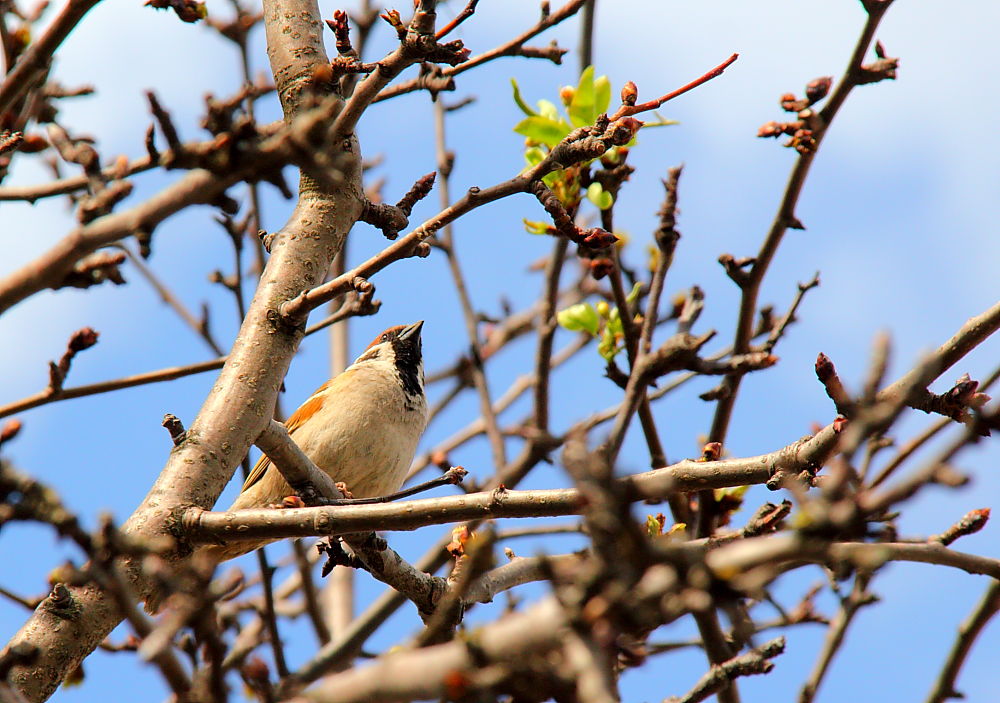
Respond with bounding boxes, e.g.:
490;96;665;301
354;320;425;398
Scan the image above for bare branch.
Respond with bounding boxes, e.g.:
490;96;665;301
925;581;1000;703
667;637;786;703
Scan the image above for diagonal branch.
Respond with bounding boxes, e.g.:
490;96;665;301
706;1;897;448
925;581;1000;703
667;637;786;703
3;0;362;695
0;0;103;117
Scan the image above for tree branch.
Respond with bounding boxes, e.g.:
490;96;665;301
3;0;362;693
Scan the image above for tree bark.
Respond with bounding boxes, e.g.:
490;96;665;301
3;0;362;698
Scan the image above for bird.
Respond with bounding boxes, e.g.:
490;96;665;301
201;320;428;563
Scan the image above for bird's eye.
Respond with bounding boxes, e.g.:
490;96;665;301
381;334;389;342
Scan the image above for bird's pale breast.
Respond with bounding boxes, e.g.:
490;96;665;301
233;362;427;509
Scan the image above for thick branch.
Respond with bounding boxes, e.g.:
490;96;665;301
3;0;361;695
0;293;372;421
181;437;837;543
294;597;570;703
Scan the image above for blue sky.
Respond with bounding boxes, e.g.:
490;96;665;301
1;1;998;701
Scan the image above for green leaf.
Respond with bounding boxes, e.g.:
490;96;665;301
586;182;613;210
523;146;546;167
665;522;688;540
713;485;749;502
510;78;537;117
606;307;622;337
598;327;619;361
542;170;561;188
594;75;611;115
625;281;642;304
537;99;560;121
568;65;596;127
646;514;665;537
514;115;571;147
569;67;612;127
557;303;601;336
522;219;551;235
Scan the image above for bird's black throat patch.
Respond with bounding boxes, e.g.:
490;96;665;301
391;336;423;401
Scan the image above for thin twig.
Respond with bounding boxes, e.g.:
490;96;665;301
373;0;587;103
610;53;739;120
925;581;1000;703
706;4;897;449
666;637;786;703
533;239;570;435
434;0;478;39
119;246;225;356
798;575;875;703
293;539;331;645
433;97;507;469
257;546;290;678
0;294;375;420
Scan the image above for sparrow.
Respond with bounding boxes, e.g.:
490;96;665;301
203;320;428;563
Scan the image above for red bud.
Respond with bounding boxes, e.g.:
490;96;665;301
621;81;638;106
805;76;833;104
0;419;22;443
68;327;99;352
588;258;614;280
702;442;722;461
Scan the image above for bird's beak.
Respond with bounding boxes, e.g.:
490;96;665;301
398;320;424;341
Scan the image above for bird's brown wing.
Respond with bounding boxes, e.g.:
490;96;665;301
240;381;332;493
240;453;273;493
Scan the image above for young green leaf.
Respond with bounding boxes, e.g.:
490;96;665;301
606;307;623;337
514;115;571;147
523;219;552;235
557;303;601;336
598;327;619;361
643;111;679;128
510;78;537;117
536;99;560;121
523;146;546;167
594;74;611;115
568;65;597;127
646;513;665;537
713;485;749;502
625;281;642;304
586;182;613;210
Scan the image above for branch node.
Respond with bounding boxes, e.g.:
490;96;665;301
396;172;437;215
815;352;854;417
718;254;753;287
47;327;100;395
931;508;990;547
145;91;183;164
258;229;275;253
0;418;23;446
359;199;409;240
317;539;366;577
161;413;186;446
